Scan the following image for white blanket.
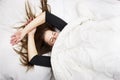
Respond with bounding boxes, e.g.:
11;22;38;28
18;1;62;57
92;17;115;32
77;0;120;21
51;1;120;80
51;17;120;80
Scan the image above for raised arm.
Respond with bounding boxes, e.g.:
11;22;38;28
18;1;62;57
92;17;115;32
28;28;51;67
22;11;67;36
28;28;37;61
10;12;46;45
11;11;67;45
22;12;45;38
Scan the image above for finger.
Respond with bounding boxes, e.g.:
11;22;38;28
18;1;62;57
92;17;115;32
10;37;16;43
10;38;17;45
11;40;18;46
11;35;20;41
10;40;16;45
11;36;16;41
13;38;21;44
11;35;16;38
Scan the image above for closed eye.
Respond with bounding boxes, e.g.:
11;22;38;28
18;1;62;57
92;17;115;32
48;31;56;45
52;32;56;36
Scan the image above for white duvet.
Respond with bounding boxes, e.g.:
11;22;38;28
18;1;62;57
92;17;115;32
51;16;120;80
51;1;120;80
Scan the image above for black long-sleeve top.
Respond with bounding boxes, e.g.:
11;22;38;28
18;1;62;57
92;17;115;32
29;11;67;67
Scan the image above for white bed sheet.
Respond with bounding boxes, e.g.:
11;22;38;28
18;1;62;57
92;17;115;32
0;0;120;80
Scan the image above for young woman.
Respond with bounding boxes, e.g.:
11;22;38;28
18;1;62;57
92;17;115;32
11;0;67;70
11;11;67;46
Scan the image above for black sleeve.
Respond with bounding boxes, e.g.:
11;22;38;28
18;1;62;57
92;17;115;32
29;55;51;67
46;11;67;31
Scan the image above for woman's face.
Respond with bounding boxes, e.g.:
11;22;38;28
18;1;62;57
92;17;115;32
44;30;59;46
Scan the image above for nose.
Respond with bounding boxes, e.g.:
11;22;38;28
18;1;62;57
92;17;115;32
53;32;58;39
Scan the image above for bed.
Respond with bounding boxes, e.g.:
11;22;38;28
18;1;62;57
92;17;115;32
0;0;120;80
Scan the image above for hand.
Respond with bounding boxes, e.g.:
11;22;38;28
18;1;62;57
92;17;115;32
10;28;25;45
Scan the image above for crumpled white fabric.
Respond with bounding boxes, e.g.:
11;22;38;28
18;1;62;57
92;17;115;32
51;16;120;80
77;0;120;21
51;1;120;79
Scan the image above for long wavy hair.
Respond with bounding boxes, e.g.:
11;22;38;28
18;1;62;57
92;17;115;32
13;0;54;71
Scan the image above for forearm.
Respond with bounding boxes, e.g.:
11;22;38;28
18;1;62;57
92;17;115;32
22;12;46;36
28;34;38;61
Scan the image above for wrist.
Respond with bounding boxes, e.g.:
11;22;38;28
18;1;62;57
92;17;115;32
28;33;34;37
22;29;27;36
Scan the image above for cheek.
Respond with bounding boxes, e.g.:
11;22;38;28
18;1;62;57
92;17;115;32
44;37;49;43
44;34;49;43
44;34;51;44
